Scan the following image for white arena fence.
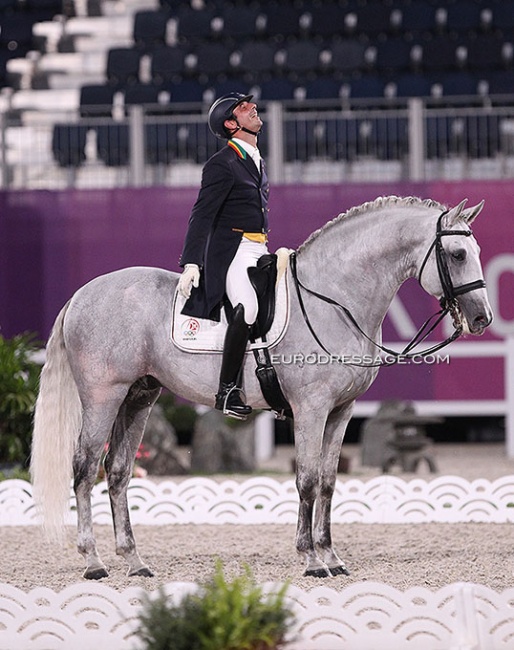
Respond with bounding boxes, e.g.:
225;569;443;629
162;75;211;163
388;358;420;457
0;580;513;650
2;475;514;526
2;476;514;649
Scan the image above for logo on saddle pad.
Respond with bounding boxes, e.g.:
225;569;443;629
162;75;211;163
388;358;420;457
181;318;201;340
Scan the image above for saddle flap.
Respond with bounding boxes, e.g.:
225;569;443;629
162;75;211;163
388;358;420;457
248;253;278;339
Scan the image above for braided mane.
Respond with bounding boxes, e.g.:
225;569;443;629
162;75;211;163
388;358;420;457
297;195;446;253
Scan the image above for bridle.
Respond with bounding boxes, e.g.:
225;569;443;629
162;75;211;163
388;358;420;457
417;210;486;311
290;210;487;367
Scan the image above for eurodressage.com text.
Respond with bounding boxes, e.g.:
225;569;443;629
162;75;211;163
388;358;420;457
269;353;451;366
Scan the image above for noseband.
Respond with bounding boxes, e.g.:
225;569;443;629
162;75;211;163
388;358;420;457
290;210;487;367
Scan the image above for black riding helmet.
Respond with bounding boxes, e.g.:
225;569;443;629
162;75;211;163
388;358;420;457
208;92;254;139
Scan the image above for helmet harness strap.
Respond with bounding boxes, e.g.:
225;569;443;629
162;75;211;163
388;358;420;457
227;116;261;137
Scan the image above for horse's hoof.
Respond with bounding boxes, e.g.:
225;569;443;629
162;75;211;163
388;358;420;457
83;567;109;580
329;565;350;577
304;567;331;578
129;566;154;578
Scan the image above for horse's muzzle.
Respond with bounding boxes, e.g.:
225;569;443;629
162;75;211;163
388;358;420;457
468;310;493;335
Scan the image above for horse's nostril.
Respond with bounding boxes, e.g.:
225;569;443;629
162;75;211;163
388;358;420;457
473;313;492;330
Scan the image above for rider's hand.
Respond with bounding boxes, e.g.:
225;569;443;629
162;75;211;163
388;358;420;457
178;264;200;299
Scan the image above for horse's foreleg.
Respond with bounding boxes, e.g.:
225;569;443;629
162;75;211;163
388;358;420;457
73;393;127;580
104;376;161;577
294;409;331;577
313;405;353;577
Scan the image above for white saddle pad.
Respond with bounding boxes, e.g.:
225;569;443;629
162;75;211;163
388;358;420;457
171;264;290;354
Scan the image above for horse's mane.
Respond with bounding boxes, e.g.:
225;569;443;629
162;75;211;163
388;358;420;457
297;195;447;253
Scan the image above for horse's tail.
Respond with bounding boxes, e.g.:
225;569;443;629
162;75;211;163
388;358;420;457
30;300;82;543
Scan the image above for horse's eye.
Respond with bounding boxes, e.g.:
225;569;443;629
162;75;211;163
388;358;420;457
451;249;466;262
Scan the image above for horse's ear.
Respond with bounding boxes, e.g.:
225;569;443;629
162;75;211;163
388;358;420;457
444;199;468;227
462;199;485;225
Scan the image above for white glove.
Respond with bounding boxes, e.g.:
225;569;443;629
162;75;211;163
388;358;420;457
178;264;200;299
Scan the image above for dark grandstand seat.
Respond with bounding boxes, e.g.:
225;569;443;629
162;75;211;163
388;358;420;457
398;2;437;37
308;3;347;39
260;4;302;43
426;116;455;158
345;116;408;160
439;71;479;97
133;10;169;51
328;39;366;76
237;41;277;80
210;78;250;100
23;0;62;21
466;34;507;71
0;14;34;52
158;0;181;10
374;38;415;74
145;122;176;165
491;0;514;32
466;114;500;158
161;121;219;163
395;72;434;98
0;0;18;12
352;4;394;39
97;123;130;166
258;77;296;101
304;119;340;160
347;75;386;99
124;83;162;113
280;41;323;79
52;124;88;167
193;42;233;80
169;79;206;104
150;45;188;85
106;47;142;87
303;77;342;100
176;5;215;43
146;119;225;165
79;84;115;117
445;1;483;36
420;37;462;72
486;69;514;96
425;114;496;159
217;5;261;42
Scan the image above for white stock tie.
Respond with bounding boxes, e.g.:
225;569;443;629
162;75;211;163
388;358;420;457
251;148;261;172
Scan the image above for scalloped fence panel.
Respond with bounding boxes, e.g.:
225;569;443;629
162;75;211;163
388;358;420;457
0;581;514;649
3;476;514;526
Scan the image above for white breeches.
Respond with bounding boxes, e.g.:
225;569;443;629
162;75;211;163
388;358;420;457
225;238;269;325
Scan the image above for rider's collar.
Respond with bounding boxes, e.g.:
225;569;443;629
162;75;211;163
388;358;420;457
228;138;259;160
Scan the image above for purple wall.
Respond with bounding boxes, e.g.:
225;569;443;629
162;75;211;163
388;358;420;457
1;180;512;404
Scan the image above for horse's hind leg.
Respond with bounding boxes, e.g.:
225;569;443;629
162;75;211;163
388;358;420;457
73;386;129;580
314;405;353;577
104;376;161;577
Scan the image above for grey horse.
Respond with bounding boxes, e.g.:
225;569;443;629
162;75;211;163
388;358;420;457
30;196;493;579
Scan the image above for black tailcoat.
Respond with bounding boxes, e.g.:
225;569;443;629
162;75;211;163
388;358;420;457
179;141;269;321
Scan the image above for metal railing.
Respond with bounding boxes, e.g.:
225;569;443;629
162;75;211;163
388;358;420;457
1;96;514;190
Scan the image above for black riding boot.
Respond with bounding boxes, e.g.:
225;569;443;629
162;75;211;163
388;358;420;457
215;303;252;420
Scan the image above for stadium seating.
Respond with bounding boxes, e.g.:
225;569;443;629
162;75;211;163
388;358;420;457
3;0;514;179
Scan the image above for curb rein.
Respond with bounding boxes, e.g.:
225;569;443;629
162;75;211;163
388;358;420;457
290;210;487;368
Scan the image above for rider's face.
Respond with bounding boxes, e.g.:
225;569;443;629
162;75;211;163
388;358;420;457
229;100;262;133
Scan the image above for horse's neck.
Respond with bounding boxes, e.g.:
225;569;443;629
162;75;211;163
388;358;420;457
299;209;430;328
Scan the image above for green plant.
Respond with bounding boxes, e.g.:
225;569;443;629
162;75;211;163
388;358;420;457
157;390;198;444
0;333;42;465
136;561;295;650
0;466;30;481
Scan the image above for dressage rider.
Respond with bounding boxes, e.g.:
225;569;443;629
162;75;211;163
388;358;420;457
178;92;270;420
